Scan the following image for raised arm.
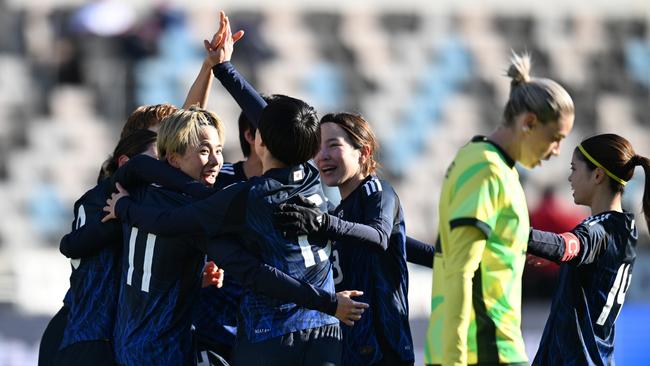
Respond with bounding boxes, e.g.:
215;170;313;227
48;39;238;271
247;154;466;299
182;11;247;109
206;12;267;126
182;58;214;109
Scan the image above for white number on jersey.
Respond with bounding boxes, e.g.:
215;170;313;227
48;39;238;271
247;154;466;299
596;263;632;326
331;249;343;285
70;205;86;269
298;235;332;268
125;227;157;293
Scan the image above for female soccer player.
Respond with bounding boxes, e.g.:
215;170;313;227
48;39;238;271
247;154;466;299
37;129;157;366
424;52;575;366
527;134;648;365
315;112;414;366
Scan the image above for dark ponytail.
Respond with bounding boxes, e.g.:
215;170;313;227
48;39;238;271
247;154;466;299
634;155;650;232
575;133;650;232
97;129;158;182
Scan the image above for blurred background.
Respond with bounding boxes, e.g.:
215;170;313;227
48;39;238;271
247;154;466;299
0;0;649;365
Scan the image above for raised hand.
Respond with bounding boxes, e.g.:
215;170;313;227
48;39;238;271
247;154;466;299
335;290;369;326
204;11;245;66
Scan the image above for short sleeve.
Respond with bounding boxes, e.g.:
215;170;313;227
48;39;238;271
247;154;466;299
448;163;501;238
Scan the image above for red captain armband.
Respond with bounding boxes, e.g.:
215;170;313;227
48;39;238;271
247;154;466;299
559;232;580;262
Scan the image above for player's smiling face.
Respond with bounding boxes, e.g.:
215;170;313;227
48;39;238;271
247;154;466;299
315;122;364;189
568;150;595;206
171;126;223;187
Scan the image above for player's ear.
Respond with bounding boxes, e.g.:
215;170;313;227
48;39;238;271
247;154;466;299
117;154;130;168
593;167;606;184
358;145;371;165
168;153;181;168
244;128;256;145
521;112;537;132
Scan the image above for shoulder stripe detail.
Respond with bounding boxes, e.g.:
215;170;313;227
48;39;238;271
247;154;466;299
363;179;383;196
586;213;611;226
220;170;235;175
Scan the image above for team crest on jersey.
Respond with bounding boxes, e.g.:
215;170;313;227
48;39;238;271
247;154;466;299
363;179;382;196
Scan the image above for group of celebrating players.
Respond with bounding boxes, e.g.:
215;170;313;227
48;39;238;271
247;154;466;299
38;10;649;366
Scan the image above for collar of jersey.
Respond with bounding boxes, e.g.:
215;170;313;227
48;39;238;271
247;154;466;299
471;135;516;168
263;164;307;184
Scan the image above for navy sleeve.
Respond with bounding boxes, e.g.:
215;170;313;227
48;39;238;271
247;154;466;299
207;236;337;315
60;209;122;258
325;183;396;251
405;236;434;268
528;223;607;266
528;229;566;263
570;221;608;266
114;182;250;238
212;62;267;128
325;214;386;250
112;155;214;199
114;197;202;236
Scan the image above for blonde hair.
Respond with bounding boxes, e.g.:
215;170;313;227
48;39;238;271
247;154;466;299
157;105;225;160
503;51;574;125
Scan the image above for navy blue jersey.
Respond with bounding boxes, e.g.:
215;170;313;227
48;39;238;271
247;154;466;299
214;161;247;189
192;161;247;347
532;211;637;366
59;178;122;349
331;175;413;365
230;164;338;342
114;163;337;345
113;184;205;366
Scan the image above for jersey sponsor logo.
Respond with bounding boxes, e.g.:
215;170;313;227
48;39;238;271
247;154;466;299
254;328;271;334
363;179;382;196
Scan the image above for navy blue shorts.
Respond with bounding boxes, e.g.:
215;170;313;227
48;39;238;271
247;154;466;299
231;323;342;366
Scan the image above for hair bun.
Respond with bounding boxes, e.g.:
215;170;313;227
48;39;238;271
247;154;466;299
507;51;532;88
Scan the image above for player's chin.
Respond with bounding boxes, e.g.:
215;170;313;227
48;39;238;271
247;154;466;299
201;175;217;186
320;171;339;187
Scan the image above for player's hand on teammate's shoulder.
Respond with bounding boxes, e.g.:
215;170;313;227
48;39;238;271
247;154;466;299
273;195;327;236
101;182;130;223
335;290;369;326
